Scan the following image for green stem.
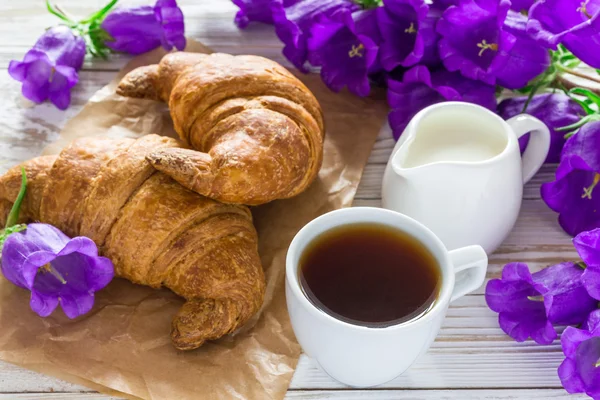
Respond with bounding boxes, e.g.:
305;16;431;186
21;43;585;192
5;168;27;229
79;0;119;24
45;0;75;24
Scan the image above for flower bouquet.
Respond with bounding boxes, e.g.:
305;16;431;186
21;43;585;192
232;0;600;398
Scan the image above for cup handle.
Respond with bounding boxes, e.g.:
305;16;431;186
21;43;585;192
506;114;551;184
448;245;488;302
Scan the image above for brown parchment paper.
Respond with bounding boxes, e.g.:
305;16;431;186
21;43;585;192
0;40;387;400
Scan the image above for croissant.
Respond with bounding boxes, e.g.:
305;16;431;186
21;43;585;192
0;135;265;350
116;52;325;205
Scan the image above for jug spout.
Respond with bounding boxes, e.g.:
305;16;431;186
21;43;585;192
390;141;415;177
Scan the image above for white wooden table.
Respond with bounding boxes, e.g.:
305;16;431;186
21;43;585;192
0;0;588;399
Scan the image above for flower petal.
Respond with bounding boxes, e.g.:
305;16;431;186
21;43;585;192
558;356;587;394
30;291;59;318
585;309;600;332
574;229;600;267
85;256;115;292
498;311;557;344
48;66;78;110
562;326;595;356
60;292;95;319
582;266;600;300
155;0;187;51
530;262;597;325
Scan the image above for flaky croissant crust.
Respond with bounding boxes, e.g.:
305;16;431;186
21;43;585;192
0;134;265;350
117;52;325;205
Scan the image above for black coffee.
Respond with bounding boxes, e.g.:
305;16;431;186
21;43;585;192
299;223;441;327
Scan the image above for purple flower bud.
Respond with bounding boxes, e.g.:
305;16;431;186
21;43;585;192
498;93;585;163
307;8;381;97
271;0;360;71
558;314;600;399
542;121;600;236
1;224;114;319
528;0;600;69
437;0;550;89
485;262;597;344
8;25;85;110
387;65;496;139
233;0;299;28
101;0;185;55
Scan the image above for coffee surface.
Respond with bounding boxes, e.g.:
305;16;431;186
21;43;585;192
299;223;441;327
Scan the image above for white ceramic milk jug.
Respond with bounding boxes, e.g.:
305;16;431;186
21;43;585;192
382;102;550;254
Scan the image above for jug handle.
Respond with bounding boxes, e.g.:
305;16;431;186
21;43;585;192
506;115;551;183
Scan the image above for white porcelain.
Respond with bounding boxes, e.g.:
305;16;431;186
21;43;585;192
381;101;550;254
285;207;488;388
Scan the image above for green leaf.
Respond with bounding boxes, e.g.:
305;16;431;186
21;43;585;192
353;0;382;8
46;0;75;24
79;0;119;24
569;87;600;109
570;96;595;115
5;167;27;229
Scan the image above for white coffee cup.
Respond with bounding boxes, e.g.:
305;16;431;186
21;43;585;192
285;207;488;387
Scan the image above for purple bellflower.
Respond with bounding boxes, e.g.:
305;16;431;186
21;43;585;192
101;0;186;55
437;0;550;89
271;0;360;71
387;65;496;139
8;25;85;110
1;223;114;319
485;262;597;344
541;121;600;237
498;93;585;163
307;8;381;97
528;0;600;69
376;0;430;70
558;310;600;399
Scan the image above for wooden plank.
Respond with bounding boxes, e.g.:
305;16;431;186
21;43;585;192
285;390;585;400
0;361;90;393
0;395;116;400
0;71;112;173
0;296;572;393
0;389;587;399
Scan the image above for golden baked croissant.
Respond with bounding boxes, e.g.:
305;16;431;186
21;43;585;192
116;52;325;205
0;135;265;350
